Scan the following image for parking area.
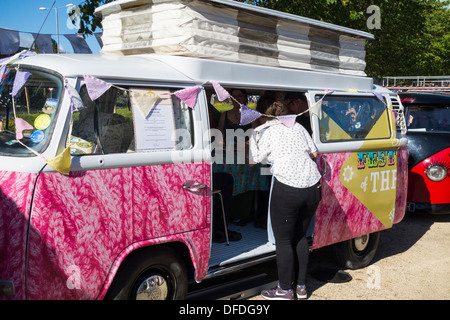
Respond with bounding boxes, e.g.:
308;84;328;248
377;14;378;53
250;212;450;300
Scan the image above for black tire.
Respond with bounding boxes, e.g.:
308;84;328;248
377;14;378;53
105;246;188;300
331;232;380;270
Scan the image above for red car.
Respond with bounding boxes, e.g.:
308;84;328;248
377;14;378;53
400;93;450;214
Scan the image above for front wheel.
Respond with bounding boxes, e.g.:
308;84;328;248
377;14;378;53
105;246;188;300
331;232;380;269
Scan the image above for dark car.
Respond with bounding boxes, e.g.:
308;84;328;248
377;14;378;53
399;92;450;214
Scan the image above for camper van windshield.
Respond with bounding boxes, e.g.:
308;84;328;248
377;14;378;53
0;67;63;156
317;95;390;142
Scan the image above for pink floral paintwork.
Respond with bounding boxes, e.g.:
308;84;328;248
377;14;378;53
394;146;408;224
312;146;408;249
1;162;211;300
0;171;38;300
1;146;408;299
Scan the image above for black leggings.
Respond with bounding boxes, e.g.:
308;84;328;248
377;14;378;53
270;178;321;290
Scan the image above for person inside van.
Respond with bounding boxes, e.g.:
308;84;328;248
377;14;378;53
217;88;251;137
215;88;271;226
207;96;242;243
285;92;311;135
250;101;321;300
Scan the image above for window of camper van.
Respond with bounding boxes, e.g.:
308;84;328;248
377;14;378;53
70;86;193;155
0;67;63;156
317;95;391;142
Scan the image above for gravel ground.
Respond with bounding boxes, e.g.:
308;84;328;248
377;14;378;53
250;212;450;300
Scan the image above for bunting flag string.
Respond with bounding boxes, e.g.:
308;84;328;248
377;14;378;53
210;81;230;102
11;111;72;175
1;53;388;176
15;118;34;140
45;147;72;176
239;103;263;126
131;89;160;118
237;89;334;128
0;65;8;85
83;74;112;101
11;71;32;97
81;74;335;127
0;50;36;68
64;79;84;112
309;100;323;120
369;90;396;125
277;114;298;128
173;86;201;109
371;90;384;102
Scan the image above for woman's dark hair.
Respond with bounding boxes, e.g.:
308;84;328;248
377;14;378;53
257;94;275;114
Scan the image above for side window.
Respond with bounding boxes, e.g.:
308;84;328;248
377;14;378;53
69;86;193;155
70;86;134;154
317;95;390;142
0;68;64;156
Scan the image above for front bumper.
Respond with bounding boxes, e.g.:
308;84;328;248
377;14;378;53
406;202;450;214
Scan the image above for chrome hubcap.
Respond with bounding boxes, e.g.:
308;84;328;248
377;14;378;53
135;275;168;300
354;234;369;252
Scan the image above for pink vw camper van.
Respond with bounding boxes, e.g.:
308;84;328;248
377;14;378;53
0;0;407;300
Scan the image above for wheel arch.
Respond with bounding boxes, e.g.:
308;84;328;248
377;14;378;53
99;240;198;300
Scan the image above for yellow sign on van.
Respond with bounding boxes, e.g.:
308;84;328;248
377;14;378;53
341;148;397;228
340;109;398;228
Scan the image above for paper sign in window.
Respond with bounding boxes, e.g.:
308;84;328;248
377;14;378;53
131;89;176;150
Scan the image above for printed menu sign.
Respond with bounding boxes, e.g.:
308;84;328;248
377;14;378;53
131;89;176;150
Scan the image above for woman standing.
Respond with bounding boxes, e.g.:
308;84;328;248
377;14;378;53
249;101;322;300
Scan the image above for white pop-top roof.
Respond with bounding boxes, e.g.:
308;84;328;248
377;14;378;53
18;53;373;92
94;0;373;76
95;0;374;40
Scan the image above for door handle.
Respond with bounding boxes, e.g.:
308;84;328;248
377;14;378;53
182;183;207;190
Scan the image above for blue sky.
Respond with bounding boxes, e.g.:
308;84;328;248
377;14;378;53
1;0;101;53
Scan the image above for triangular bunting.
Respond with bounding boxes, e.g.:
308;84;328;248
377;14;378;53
240;104;262;126
310;100;323;120
174;86;200;109
210;81;231;102
15;118;34;140
371;91;384;102
65;80;84;112
45;147;71;175
0;50;34;68
83;74;112;101
18;51;36;60
0;64;7;85
131;89;160;118
278;114;298;128
12;71;32;97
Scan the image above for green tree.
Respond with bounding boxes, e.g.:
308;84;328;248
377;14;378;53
240;0;450;78
71;0;114;35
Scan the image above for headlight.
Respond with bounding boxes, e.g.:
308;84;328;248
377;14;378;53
425;164;447;182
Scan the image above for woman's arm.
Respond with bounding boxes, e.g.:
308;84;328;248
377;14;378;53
249;129;270;165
